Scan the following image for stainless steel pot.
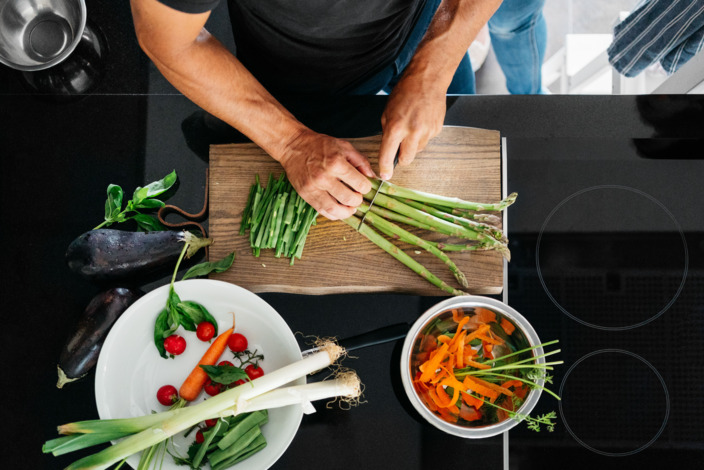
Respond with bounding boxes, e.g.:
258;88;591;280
0;0;86;71
400;295;546;438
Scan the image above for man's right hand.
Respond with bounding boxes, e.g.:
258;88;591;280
278;130;375;220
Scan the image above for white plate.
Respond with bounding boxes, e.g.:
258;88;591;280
95;279;304;470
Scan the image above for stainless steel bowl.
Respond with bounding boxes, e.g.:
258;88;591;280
0;0;86;71
400;295;545;438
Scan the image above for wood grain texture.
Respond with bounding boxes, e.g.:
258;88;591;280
208;126;504;295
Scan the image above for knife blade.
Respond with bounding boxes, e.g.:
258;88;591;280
357;151;399;230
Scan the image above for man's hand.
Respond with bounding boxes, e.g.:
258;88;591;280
376;0;502;180
279;130;375;220
378;74;446;180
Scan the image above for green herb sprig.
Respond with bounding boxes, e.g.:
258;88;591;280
153;235;236;358
95;170;177;231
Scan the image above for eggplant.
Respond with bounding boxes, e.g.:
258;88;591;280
65;229;209;282
57;287;143;388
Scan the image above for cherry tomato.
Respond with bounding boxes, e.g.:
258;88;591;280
204;379;222;396
196;322;215;342
245;364;264;380
217;360;234;367
163;335;186;356
205;418;218;427
228;333;248;352
229;378;246;388
156;385;179;406
195;429;205;444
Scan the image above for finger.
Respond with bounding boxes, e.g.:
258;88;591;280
398;135;420;167
327;179;364;208
331;155;373;195
315;192;357;221
343;145;376;179
378;130;403;180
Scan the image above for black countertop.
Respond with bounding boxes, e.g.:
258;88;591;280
1;1;703;469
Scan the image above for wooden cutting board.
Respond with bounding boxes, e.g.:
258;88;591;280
208;126;504;295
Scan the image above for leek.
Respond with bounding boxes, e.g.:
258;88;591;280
44;342;361;470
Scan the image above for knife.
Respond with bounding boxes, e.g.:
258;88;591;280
357;151;399;230
301;322;410;357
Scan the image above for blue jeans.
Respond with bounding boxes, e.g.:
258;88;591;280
349;0;546;95
488;0;547;94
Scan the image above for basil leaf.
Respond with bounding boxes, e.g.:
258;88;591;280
200;365;249;385
131;213;166;232
134;198;166;210
182;252;236;280
177;301;206;325
167;287;181;312
133;170;178;200
178;308;197;331
104;184;123;222
177;301;219;336
154;308;170;359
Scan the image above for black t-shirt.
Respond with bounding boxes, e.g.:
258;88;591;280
157;0;426;94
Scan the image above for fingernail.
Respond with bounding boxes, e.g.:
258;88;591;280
380;172;391;181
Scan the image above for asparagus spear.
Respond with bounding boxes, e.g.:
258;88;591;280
368;178;517;212
356;205;468;288
363;191;510;259
342;215;467;296
400;198;507;243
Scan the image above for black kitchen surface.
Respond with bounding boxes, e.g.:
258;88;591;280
1;1;703;469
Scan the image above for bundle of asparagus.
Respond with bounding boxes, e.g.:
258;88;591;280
342;178;516;296
240;173;318;264
240;172;515;296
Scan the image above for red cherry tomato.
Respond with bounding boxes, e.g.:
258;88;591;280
205;418;218;427
245;364;264;380
228;333;248;352
163;335;186;356
217;360;234;367
195;429;205;444
204;379;222;396
196;322;216;342
156;385;179;406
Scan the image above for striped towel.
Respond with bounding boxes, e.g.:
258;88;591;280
607;0;704;77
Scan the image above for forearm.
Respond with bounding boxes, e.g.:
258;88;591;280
403;0;502;91
142;29;307;162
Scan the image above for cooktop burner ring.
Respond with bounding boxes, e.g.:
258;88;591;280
535;184;689;331
558;349;670;457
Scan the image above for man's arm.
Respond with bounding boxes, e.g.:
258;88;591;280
130;0;373;220
378;0;503;180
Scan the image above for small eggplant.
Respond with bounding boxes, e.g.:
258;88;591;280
65;229;211;283
57;287;143;388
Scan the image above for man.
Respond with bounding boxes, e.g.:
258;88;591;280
131;0;503;220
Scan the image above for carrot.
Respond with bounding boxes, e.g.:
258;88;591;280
466;375;513;396
473;307;496;324
179;326;234;401
419;342;449;382
500;317;516;335
464;359;491;370
462;376;499;400
465;323;492;342
501;379;524;389
476;334;503;345
461;391;484;409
